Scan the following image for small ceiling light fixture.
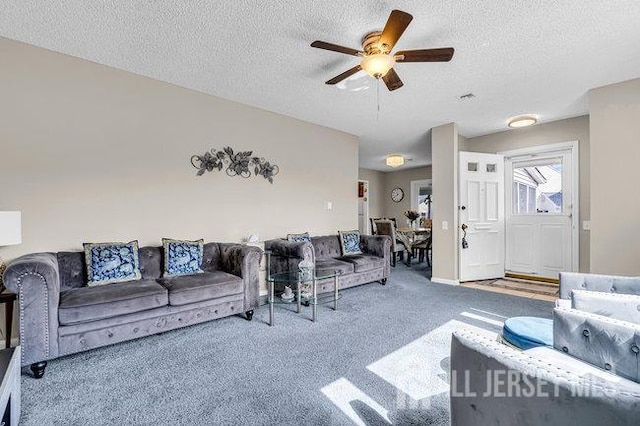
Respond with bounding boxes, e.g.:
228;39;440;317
386;154;405;168
361;53;396;78
508;114;538;128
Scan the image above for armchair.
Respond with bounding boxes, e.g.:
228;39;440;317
450;272;640;425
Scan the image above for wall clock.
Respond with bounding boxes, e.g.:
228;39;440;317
391;187;404;202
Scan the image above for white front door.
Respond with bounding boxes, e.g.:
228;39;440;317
505;150;574;279
459;152;505;282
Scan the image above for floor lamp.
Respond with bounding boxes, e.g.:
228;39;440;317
0;212;22;293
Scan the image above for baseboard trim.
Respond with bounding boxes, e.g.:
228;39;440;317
431;277;460;286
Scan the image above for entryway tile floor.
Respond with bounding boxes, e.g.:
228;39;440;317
461;277;558;302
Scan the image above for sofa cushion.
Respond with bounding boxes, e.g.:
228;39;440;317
311;235;343;260
59;279;168;325
339;254;384;273
57;251;87;291
338;230;363;255
162;238;204;277
287;232;311;243
503;316;553;350
139;246;162;279
157;271;243;306
201;242;221;272
83;241;142;286
315;259;354;275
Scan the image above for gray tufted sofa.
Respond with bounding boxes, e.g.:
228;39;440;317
264;234;390;293
3;242;262;378
450;272;640;425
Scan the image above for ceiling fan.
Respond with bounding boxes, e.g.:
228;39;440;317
311;10;454;91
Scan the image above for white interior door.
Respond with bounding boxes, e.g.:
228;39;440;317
459;152;505;282
505;151;574;279
358;180;369;235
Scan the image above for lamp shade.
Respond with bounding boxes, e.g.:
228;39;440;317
0;211;22;246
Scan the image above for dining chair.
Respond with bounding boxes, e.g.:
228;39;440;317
369;217;384;235
374;219;406;267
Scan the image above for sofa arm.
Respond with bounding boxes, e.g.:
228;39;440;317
264;239;314;274
554;307;640;383
360;235;391;277
219;243;262;311
451;330;640;426
3;253;60;366
559;272;640;299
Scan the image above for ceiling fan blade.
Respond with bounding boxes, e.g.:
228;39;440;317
382;68;403;91
395;48;455;62
311;41;363;56
379;10;413;52
325;65;363;85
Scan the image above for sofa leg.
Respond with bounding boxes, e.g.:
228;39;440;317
392;252;397;267
245;310;254;321
381;278;387;285
30;361;47;379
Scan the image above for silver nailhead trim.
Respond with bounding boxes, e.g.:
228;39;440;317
17;271;49;364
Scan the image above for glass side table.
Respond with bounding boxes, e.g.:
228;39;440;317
265;252;339;326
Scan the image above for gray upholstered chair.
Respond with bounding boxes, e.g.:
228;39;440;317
450;272;640;425
374;219;405;267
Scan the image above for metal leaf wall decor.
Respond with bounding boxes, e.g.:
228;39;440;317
191;147;280;184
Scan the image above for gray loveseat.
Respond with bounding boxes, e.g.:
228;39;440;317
3;242;262;378
264;234;390;293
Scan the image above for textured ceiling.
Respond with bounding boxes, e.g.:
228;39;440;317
1;1;640;170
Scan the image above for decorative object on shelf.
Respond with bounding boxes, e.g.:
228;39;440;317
246;234;260;244
191;147;279;183
298;258;314;282
0;212;21;293
391;187;404;202
281;286;294;302
404;210;420;229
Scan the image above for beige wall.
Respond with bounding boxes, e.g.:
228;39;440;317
0;37;359;260
431;123;459;282
382;166;432;224
0;38;359;335
463;115;591;272
358;168;385;224
589;78;640;275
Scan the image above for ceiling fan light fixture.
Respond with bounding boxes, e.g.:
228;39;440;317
508;115;538;128
361;53;395;78
386;154;405;168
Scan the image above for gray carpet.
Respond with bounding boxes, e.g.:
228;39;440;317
20;263;553;425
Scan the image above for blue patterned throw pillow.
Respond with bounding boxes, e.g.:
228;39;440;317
287;232;311;243
338;230;362;256
84;241;142;286
163;238;204;277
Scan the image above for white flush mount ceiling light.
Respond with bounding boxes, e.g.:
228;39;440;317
508;115;538;128
386;154;405;168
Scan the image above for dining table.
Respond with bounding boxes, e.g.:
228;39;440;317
396;227;431;266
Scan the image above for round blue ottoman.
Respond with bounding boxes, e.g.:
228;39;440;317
502;316;553;350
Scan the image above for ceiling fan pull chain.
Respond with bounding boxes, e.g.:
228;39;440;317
376;79;380;121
